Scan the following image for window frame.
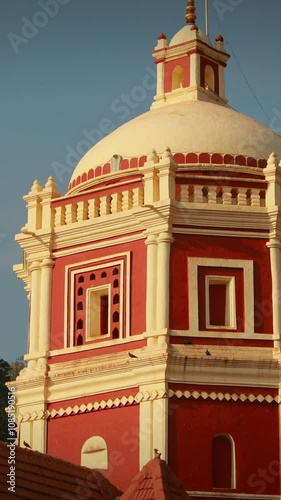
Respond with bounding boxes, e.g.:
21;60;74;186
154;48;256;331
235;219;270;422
86;284;111;341
205;275;236;330
188;257;254;335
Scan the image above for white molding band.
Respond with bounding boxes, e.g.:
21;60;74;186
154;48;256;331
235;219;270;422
18;388;280;423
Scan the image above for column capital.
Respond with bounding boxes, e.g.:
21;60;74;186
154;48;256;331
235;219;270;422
145;234;158;246
157;232;174;244
29;261;41;272
40;258;54;269
266;239;281;251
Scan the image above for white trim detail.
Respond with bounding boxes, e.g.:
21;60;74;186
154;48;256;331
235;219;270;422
188;258;254;335
64;252;130;348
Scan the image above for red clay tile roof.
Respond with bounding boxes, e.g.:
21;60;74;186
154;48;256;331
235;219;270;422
121;457;190;500
0;441;120;499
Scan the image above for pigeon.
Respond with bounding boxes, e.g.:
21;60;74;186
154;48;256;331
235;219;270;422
23;441;31;449
154;448;161;459
128;352;138;359
205;349;211;356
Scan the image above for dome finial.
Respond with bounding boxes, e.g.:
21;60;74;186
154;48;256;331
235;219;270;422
185;0;197;25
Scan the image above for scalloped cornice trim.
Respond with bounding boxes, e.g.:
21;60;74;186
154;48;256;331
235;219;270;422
18;388;280;422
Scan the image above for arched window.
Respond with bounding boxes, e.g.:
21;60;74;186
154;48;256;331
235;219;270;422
101;271;107;278
172;65;184;90
113;279;119;288
78;287;83;296
113;311;119;323
78;276;84;283
113;294;119;305
81;436;108;469
77;319;83;330
90;273;96;281
77;302;83;311
113;268;119;276
205;64;215;92
77;334;83;346
113;327;119;339
212;434;235;489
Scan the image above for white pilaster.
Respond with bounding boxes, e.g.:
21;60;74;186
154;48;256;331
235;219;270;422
156;232;173;331
39;258;54;354
139;394;168;468
157;150;178;201
29;261;42;355
23;180;43;232
145;235;158;332
142;154;159;205
267;240;281;349
41;177;60;229
218;64;226;101
264;153;281;207
156;61;165;97
190;52;200;87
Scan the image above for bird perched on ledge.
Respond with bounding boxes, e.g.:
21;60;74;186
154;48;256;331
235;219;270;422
154;448;161;459
23;441;32;449
128;352;138;359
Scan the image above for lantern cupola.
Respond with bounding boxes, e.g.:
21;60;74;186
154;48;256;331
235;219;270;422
152;0;230;108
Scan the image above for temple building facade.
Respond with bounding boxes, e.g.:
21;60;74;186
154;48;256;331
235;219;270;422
12;1;281;498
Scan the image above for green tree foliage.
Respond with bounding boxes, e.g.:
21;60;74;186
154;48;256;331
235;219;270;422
0;359;11;441
9;356;26;381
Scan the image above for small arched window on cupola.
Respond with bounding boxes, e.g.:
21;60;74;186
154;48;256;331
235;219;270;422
81;436;108;469
77;319;83;330
212;434;236;489
172;65;184;90
205;64;215;92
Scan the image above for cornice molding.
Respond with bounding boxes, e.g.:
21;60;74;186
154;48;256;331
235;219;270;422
18;386;280;423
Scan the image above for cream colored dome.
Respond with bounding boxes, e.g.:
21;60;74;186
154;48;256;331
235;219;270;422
170;24;211;46
70;100;281;185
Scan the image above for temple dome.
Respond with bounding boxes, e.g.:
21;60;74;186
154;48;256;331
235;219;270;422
169;24;211;46
69;100;281;191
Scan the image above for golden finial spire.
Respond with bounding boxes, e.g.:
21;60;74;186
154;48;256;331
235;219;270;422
185;0;197;24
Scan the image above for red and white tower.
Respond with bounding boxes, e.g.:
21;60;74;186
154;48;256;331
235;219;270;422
13;1;281;497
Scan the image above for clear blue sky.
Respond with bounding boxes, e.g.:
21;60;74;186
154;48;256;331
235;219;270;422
1;0;280;361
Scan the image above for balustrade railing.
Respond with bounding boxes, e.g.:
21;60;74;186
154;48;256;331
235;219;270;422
178;185;266;207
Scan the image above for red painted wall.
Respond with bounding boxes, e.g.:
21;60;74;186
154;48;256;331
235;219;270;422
170;234;273;335
47;403;139;493
168;396;280;495
50;239;146;353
